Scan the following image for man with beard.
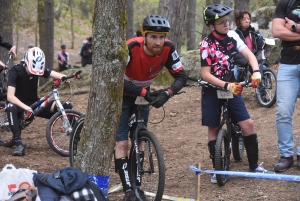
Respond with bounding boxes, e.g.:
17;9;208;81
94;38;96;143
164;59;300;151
114;15;186;201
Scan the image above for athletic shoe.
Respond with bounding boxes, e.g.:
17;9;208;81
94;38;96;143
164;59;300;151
274;156;294;172
211;174;217;183
249;162;274;173
123;190;136;201
12;144;25;156
135;187;149;201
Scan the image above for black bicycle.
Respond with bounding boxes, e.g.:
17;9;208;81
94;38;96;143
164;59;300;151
187;76;252;186
0;71;83;157
70;96;167;200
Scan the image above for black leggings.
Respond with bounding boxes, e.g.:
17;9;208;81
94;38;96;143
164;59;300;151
6;101;73;138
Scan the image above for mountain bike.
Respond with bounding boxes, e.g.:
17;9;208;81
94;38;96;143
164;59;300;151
0;70;83;157
186;75;254;186
235;38;277;108
70;94;180;200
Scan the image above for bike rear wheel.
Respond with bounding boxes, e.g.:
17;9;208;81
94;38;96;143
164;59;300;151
0;101;14;147
129;130;165;201
69;116;85;167
215;129;230;186
46;109;83;157
255;67;277;108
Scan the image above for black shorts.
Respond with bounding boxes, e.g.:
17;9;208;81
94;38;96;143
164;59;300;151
201;86;250;127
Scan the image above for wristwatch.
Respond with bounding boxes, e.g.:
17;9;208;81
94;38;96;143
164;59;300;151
292;23;297;32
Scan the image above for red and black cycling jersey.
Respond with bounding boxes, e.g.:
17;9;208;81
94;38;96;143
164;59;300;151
200;30;247;82
124;36;186;97
8;64;51;104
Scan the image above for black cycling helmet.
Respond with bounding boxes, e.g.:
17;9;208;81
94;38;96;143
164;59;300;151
61;44;66;49
142;15;170;35
203;4;233;27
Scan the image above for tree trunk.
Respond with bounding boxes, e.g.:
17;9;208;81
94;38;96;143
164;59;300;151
0;0;13;62
126;0;134;39
38;0;45;50
79;0;89;19
158;0;188;55
70;0;75;49
223;0;234;28
75;0;127;177
39;0;54;86
186;0;196;51
234;0;250;11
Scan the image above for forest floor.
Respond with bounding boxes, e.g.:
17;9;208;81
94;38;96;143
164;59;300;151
2;81;300;201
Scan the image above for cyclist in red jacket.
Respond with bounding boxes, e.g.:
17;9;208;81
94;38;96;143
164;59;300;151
115;15;186;201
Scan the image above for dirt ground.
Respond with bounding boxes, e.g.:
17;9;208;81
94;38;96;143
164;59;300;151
2;82;300;201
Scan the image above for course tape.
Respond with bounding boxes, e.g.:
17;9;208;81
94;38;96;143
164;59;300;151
108;183;199;201
190;165;300;182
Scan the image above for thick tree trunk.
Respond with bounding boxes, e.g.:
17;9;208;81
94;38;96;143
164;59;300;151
39;0;54;86
126;0;134;39
75;0;126;176
0;0;13;62
158;0;188;54
187;0;196;51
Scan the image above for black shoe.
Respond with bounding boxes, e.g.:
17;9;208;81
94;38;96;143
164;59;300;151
135;187;149;201
123;190;136;201
274;156;294;172
12;144;25;156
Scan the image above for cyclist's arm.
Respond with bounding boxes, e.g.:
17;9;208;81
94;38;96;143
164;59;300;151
0;35;13;51
240;47;260;72
202;66;226;88
49;70;67;80
9;45;16;57
123;79;144;96
7;86;31;111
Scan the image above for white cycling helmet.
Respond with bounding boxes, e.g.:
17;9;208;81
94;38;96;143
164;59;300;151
24;47;45;75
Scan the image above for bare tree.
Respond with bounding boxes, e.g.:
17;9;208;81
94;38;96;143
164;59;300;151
234;0;250;11
126;0;134;39
187;0;196;50
39;0;54;86
0;0;13;62
74;0;127;177
158;0;188;54
223;0;234;26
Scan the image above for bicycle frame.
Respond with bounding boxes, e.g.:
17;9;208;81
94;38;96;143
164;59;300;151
28;86;73;133
129;104;149;176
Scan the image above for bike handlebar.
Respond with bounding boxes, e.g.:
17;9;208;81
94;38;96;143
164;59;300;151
61;70;82;82
186;76;251;90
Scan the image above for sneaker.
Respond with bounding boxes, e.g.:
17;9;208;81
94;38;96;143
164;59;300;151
249;162;274;174
12;144;25;156
135;187;149;201
274;156;294;172
211;174;217;184
123;190;136;201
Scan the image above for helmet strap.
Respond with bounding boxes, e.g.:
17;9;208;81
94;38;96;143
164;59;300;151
213;29;228;37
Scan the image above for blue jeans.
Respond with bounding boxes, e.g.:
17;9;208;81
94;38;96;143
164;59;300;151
276;63;300;157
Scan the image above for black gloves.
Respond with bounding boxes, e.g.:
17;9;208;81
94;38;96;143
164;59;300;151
151;91;170;108
144;91;156;103
24;110;34;122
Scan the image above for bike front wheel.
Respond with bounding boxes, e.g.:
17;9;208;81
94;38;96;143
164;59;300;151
0;101;14;147
46;109;83;157
215;129;230;186
69;116;85;167
129;130;165;201
255;67;277;108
